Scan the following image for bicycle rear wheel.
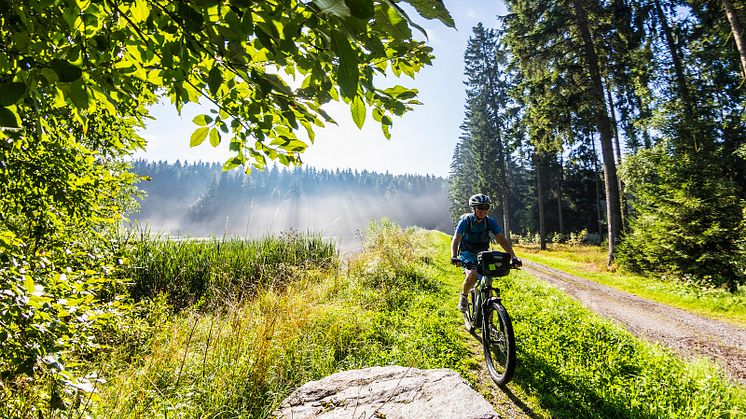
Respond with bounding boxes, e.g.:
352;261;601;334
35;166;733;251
483;300;516;386
463;289;478;332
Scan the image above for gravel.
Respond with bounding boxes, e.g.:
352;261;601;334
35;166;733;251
523;260;746;384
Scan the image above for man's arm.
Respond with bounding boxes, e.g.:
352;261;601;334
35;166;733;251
495;233;517;259
451;233;463;259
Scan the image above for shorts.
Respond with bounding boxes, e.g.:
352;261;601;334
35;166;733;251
459;250;478;270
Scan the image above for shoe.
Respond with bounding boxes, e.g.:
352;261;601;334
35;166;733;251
458;294;469;312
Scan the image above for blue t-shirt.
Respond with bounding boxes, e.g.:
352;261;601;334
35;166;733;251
455;214;503;254
455;215;503;237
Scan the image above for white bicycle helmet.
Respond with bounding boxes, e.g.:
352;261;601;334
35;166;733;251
469;193;491;207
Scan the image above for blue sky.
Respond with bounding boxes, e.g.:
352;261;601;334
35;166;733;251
136;1;506;177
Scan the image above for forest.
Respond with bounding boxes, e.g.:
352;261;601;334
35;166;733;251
131;160;452;236
449;0;746;291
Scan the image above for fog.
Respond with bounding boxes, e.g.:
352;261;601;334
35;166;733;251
128;161;455;253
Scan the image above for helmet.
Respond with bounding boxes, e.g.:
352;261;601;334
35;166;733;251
469;194;491;207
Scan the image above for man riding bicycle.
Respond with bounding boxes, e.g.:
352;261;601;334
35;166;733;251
451;194;522;312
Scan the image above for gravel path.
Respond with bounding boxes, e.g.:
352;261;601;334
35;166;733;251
523;260;746;384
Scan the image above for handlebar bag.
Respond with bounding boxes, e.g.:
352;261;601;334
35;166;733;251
477;251;511;277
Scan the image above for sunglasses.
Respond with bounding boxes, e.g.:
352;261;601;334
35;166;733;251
475;205;490;210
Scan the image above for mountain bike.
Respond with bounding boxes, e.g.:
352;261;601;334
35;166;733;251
462;250;517;386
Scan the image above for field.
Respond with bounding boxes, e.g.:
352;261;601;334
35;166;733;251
72;223;745;417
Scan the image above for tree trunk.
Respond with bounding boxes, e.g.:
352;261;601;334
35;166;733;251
557;154;565;237
722;0;746;81
605;80;627;230
653;0;694;119
592;136;604;237
535;153;547;251
570;0;622;265
500;146;512;241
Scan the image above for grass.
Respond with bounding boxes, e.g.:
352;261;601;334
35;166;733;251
516;244;746;327
123;230;338;311
74;224;744;418
89;220;476;417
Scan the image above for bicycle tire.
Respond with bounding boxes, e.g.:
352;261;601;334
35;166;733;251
463;289;477;332
482;300;516;386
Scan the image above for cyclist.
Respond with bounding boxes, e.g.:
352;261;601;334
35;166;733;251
450;193;521;312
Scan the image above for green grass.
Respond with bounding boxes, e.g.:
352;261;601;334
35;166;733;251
88;221;476;417
123;230;338;311
75;224;744;418
516;244;746;327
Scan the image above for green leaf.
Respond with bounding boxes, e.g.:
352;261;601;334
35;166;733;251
312;0;351;18
330;30;358;100
384;85;417;99
398;0;455;27
24;276;35;294
345;0;374;19
177;2;204;32
69;80;89;108
222;157;242;171
0;82;26;106
208;66;223;96
50;59;83;82
193;114;213;126
209;127;221;146
381;120;391;139
350;95;365;128
190;127;210;146
374;3;412;41
130;0;150;22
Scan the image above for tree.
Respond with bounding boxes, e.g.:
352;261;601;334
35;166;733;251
1;0;453;169
0;0;454;412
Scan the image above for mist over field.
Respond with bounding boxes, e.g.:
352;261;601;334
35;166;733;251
128;160;454;246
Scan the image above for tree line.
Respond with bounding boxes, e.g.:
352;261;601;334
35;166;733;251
450;2;746;291
133;160;452;235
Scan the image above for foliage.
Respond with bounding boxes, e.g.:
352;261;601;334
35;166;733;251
618;139;746;291
0;129;140;413
1;0;453;169
0;0;455;413
448;0;746;283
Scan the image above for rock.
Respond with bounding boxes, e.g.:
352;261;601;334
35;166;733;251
273;366;498;419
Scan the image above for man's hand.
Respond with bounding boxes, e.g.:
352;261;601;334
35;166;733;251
511;257;522;268
451;257;462;266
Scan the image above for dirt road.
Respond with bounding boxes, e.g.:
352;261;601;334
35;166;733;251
523;260;746;385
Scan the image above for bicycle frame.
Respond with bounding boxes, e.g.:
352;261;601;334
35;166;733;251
472;273;502;329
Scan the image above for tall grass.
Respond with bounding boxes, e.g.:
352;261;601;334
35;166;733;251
123;230;338;311
90;220;473;417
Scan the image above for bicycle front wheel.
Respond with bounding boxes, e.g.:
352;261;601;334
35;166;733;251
482;300;516;386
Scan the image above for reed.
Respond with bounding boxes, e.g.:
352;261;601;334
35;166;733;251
123;230;338;311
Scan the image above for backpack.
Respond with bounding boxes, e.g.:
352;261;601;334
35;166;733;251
459;213;491;253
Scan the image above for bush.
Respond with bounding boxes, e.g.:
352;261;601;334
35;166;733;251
618;141;746;291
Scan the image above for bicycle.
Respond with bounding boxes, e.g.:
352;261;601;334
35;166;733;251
461;250;518;386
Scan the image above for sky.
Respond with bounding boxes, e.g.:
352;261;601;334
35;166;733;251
135;1;507;178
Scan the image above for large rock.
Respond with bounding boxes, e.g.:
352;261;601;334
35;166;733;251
273;366;498;419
